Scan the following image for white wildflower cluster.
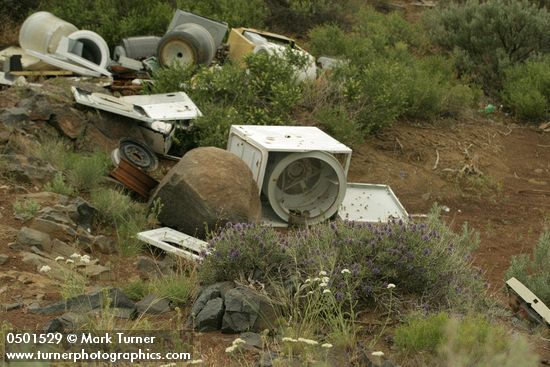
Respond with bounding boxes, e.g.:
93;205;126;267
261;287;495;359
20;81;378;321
321;343;333;349
282;337;298;343
225;337;247;353
68;253;92;265
297;337;318;346
54;256;64;262
387;283;396;290
372;351;384;357
341;268;351;275
39;265;51;273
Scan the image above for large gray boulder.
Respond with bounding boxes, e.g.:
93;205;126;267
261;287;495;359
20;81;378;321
150;147;261;238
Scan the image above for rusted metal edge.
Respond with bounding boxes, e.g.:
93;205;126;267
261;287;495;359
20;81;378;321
110;158;158;199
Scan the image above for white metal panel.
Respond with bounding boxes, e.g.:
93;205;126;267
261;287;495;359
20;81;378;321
122;93;202;120
227;133;267;187
26;49;101;77
506;277;550;326
72;87;202;123
338;183;408;223
229;125;352;153
137;227;209;262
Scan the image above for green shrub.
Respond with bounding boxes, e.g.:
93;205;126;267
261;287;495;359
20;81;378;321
505;231;550;305
123;280;149;301
501;58;550;121
314;105;364;148
308;12;478;134
424;0;550;92
90;188;149;256
149;272;197;304
66;152;110;192
176;0;268;28
44;172;75;196
148;52;304;147
266;0;357;34
12;199;40;220
395;313;450;353
396;314;539;366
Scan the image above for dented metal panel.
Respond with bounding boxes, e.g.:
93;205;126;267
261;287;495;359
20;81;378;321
122;93;202;120
506;277;550;327
137;227;209;262
338;183;409;223
72;87;202;123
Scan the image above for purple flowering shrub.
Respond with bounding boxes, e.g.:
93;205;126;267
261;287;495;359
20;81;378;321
200;209;486;309
199;223;292;284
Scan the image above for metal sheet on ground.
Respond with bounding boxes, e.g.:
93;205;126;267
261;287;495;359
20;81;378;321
338;183;409;223
137;227;209;262
25;49;101;77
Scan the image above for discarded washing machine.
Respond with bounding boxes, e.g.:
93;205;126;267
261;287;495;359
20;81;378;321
227;125;408;226
227;28;317;81
157;10;228;67
72;87;202;155
19;12;111;76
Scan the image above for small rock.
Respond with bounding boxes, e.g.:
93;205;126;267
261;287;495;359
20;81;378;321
136;256;166;279
43;318;64;333
92;235;116;254
17;227;52;251
0;107;29;125
50;239;78;258
50;106;87;139
136;294;171;315
1;303;22;311
30;218;77;243
240;331;263;349
58;311;90;331
188;281;235;323
194;298;224;332
258;351;278;367
81;264;111;281
0;254;8;265
222;286;278;333
28;287;135;315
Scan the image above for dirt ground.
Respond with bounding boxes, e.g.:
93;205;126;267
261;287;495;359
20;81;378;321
349;114;550;294
1;112;550;363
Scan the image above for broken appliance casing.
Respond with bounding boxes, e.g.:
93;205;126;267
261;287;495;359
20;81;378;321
72;87;202;155
228;27;300;63
227;27;317;81
227;125;352;225
506;277;550;327
227;125;409;226
137;227;209;262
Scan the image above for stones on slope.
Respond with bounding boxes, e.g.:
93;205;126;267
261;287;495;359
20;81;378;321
0;254;9;265
194;298;224;332
17;227;52;251
29;287;135;315
222;286;277;333
136;294;171;315
189;282;278;334
3;154;56;184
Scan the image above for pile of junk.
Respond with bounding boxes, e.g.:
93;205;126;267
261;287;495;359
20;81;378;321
0;9;407;262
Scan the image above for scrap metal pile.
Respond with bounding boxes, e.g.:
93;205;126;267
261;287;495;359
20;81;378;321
0;9;407;261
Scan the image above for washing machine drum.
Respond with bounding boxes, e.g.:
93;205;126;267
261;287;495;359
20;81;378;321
157;23;216;67
262;151;347;224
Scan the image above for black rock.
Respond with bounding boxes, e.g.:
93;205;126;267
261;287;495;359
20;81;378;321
194;297;224;332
